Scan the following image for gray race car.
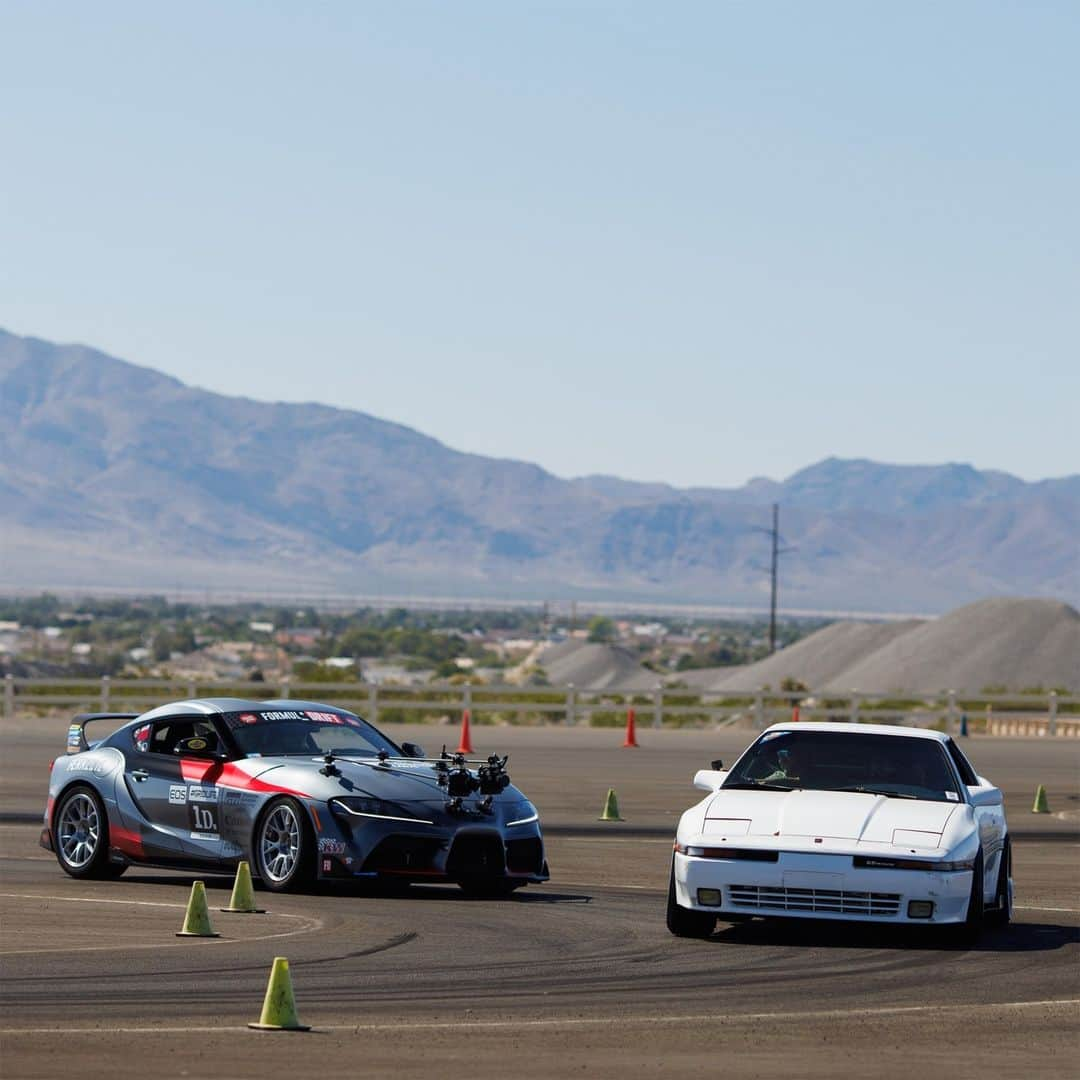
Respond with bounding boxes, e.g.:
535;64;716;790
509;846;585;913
40;697;549;896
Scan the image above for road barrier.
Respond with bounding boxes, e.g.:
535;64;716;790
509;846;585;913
2;674;1076;735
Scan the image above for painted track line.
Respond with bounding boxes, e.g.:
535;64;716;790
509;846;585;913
2;997;1078;1036
0;892;324;954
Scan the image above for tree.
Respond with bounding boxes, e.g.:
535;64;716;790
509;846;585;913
586;616;616;643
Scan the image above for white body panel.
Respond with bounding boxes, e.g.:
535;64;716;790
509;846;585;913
674;723;1009;926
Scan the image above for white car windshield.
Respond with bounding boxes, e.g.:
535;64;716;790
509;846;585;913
723;730;962;803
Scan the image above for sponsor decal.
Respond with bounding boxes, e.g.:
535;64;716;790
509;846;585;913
133;724;150;752
68;757;107;775
262;710;307;721
67;725;82;747
189;803;219;836
187;785;218;803
318;837;347;855
322;858;332;872
305;711;342;724
946;791;959;801
169;785;187;805
223;790;257;807
186;738;208;750
238;713;258;724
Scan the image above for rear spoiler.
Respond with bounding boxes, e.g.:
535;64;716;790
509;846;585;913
67;712;139;754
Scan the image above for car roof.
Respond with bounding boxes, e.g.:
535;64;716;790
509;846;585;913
135;698;356;722
761;721;949;742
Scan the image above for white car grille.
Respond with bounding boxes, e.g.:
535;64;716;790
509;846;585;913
728;884;902;917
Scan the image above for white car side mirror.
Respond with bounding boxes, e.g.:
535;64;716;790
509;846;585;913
968;785;1003;807
694;769;728;792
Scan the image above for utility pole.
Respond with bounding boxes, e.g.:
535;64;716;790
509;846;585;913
769;502;779;654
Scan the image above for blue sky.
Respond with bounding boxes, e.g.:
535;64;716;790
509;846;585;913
3;1;1077;487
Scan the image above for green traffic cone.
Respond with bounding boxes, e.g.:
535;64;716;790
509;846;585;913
176;880;220;937
249;956;311;1031
220;860;266;913
598;788;624;822
1032;785;1050;813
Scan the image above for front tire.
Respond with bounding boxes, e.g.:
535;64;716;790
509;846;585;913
254;797;315;892
986;839;1012;928
54;785;125;879
943;851;984;947
666;860;716;938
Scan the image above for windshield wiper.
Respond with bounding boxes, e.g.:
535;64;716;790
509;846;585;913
722;781;800;792
832;785;918;799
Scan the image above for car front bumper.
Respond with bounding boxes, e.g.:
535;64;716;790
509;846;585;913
674;849;973;924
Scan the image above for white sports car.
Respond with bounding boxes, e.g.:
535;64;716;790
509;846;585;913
669;722;1012;943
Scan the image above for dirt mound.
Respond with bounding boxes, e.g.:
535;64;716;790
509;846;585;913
713;620;924;691
827;597;1080;693
538;640;658;691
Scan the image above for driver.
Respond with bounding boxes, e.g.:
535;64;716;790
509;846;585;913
762;743;808;785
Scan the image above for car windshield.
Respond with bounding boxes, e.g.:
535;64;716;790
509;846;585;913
723;730;962;803
222;708;400;758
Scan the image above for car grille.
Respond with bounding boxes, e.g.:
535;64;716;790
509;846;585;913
728;884;902;917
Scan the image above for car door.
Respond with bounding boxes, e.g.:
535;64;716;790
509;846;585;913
121;716;224;862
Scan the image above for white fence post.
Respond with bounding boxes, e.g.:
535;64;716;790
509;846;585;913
367;679;378;726
565;684;576;726
653;684;664;729
754;688;764;729
947;690;957;735
279;675;291;699
3;674;13;720
100;675;111;711
850;690;860;724
1048;690;1058;736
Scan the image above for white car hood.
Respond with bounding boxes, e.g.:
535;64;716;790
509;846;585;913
705;788;959;845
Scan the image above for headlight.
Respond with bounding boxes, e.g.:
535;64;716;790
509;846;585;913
329;797;433;824
505;801;539;827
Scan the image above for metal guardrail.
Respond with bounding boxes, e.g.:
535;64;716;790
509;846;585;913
2;675;1077;735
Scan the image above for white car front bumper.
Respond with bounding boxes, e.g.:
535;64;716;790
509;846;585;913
674;849;973;924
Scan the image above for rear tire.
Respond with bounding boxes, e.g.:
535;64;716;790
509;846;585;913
986;839;1012;928
666;861;716;938
253;797;315;892
54;785;124;880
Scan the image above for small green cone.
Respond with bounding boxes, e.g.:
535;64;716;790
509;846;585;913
248;956;310;1031
598;788;624;822
221;860;265;913
176;880;220;937
1032;784;1050;814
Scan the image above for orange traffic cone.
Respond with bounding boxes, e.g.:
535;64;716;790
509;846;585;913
456;709;474;754
623;707;639;748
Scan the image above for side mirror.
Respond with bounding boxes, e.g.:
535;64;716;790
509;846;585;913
401;742;426;759
710;759;724;771
174;734;220;757
968;785;1003;807
694;769;728;792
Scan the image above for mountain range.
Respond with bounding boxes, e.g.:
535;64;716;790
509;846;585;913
2;328;1077;612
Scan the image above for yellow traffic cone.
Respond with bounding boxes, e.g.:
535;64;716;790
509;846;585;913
248;956;311;1031
176;880;220;937
598;788;624;822
1032;785;1050;813
220;861;265;914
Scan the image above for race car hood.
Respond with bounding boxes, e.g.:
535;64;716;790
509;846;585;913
704;788;959;845
235;755;525;804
